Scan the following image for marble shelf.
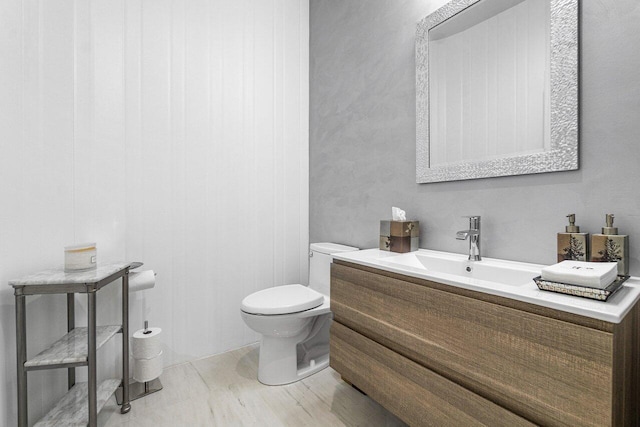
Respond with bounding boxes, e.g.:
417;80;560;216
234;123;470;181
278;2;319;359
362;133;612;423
9;262;130;286
34;379;121;427
25;326;122;370
9;262;131;295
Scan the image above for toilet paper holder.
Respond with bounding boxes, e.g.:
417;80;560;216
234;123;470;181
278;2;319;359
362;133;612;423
116;377;162;404
116;320;163;404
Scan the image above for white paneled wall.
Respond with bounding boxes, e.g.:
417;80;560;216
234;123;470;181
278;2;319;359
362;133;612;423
124;0;310;360
0;0;309;424
429;0;549;166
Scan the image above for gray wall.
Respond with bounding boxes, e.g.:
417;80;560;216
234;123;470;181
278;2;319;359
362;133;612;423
310;0;640;274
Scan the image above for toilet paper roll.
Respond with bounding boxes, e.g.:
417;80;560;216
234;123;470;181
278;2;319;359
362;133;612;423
133;351;163;383
129;270;156;292
131;327;162;359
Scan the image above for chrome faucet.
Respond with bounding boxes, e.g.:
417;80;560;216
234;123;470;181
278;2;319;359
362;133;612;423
456;216;481;261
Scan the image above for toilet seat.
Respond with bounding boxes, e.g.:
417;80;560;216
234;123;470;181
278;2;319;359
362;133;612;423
241;284;324;315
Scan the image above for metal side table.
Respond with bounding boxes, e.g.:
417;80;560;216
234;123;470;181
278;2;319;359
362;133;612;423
10;263;132;427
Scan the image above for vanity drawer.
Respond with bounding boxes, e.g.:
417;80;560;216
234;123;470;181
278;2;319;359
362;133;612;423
330;321;534;427
331;262;629;427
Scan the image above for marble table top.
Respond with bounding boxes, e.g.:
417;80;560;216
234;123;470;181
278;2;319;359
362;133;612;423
8;262;130;287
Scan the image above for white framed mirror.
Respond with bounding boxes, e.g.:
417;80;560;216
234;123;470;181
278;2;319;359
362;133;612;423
416;0;578;183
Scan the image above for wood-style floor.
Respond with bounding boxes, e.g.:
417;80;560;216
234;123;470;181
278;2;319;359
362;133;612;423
100;344;406;426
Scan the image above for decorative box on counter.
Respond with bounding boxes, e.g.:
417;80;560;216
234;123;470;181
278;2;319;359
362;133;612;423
380;220;419;253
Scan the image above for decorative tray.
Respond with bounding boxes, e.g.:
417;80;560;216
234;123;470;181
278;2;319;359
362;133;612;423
533;275;629;301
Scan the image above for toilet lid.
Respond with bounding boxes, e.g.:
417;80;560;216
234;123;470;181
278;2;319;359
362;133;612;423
241;284;324;315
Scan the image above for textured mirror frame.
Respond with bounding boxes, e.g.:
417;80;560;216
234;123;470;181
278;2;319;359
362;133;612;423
416;0;578;183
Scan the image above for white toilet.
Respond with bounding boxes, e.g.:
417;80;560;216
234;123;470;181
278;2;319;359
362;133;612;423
240;242;358;385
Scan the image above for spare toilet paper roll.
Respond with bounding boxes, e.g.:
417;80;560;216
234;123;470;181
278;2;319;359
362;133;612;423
131;327;162;359
133;351;163;383
129;270;156;292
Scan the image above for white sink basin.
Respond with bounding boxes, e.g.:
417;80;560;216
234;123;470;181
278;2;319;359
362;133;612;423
332;248;640;323
380;252;537;287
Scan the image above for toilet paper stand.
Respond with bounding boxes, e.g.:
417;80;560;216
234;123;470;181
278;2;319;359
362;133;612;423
116;320;163;403
116;378;162;404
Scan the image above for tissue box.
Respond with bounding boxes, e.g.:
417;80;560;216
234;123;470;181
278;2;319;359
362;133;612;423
380;221;419;253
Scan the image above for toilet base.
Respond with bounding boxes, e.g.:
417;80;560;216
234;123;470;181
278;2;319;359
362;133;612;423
256;314;331;386
258;333;329;385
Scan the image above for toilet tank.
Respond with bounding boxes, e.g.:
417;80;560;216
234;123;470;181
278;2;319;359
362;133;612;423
309;243;359;296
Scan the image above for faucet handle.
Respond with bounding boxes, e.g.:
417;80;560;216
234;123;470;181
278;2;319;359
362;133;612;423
456;230;469;240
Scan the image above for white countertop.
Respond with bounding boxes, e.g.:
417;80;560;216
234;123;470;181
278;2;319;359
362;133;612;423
333;249;640;324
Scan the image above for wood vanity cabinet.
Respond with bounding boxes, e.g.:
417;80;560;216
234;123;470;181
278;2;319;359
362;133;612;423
329;260;640;427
